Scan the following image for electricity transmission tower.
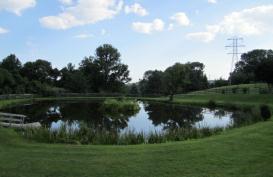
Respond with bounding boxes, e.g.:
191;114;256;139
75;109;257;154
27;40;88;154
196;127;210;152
225;37;245;73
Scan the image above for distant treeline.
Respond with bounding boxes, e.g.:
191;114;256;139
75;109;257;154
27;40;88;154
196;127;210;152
0;44;209;98
0;44;130;96
1;44;272;97
212;49;273;89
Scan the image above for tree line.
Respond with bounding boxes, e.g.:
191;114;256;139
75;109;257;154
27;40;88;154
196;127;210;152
0;44;209;98
0;44;130;95
137;62;208;100
2;44;270;98
229;49;273;89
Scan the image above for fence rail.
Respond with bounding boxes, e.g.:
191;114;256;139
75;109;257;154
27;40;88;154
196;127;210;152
0;94;34;100
0;112;41;129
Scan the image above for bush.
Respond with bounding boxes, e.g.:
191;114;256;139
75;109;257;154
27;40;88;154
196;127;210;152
101;99;140;114
207;100;216;108
242;87;249;94
259;88;269;94
260;105;271;121
232;87;238;94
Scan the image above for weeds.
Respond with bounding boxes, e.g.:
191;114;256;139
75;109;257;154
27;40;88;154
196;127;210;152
19;124;227;145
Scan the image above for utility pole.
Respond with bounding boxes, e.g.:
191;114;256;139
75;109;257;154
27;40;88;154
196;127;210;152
226;37;245;73
225;37;245;84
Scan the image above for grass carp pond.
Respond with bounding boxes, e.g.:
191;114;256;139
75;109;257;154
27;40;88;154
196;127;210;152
1;100;262;143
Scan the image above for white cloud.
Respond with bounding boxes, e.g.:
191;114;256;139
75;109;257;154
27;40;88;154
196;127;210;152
208;0;217;4
0;27;9;34
187;32;215;43
59;0;74;6
132;19;164;34
0;0;36;15
40;0;124;30
170;12;190;27
187;25;219;42
124;3;148;16
187;5;273;42
74;33;94;39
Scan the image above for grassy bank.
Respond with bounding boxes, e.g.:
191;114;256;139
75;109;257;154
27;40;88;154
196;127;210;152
143;94;273;109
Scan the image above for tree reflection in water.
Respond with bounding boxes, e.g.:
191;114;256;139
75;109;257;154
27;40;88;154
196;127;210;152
2;100;140;133
143;102;204;130
1;100;260;134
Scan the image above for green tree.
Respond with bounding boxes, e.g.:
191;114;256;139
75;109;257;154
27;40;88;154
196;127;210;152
184;62;208;91
211;78;229;88
0;54;22;73
21;59;54;84
164;63;189;101
60;63;88;93
139;70;165;95
255;59;273;90
79;57;103;92
230;49;273;84
94;44;131;92
0;68;15;94
129;83;139;95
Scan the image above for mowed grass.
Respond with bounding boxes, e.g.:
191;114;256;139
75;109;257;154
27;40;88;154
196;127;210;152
191;83;269;95
174;94;273;107
1;119;273;177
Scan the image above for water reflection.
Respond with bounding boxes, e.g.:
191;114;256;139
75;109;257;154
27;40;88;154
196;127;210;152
1;100;259;134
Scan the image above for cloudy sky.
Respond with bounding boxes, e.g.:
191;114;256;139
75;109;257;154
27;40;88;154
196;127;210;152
1;0;273;82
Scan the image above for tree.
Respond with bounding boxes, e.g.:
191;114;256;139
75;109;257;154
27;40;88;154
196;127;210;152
139;70;165;95
184;62;208;91
0;54;22;73
164;63;189;101
21;59;55;84
59;63;88;93
129;83;139;95
211;78;229;88
79;57;103;92
94;44;131;92
255;59;273;90
230;49;273;84
0;54;27;93
0;68;15;94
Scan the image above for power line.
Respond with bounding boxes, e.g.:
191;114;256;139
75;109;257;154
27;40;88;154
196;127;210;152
225;37;245;74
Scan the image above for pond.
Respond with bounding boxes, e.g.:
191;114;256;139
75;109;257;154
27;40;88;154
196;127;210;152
1;100;259;135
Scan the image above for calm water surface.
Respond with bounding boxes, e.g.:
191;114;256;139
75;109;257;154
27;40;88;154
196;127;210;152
1;100;256;134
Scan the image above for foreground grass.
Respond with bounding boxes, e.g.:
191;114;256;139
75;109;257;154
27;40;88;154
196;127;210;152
1;119;273;177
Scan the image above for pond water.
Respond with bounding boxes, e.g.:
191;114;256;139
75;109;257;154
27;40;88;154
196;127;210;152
1;100;258;134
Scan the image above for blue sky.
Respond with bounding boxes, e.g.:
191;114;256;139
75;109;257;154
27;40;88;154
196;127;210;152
1;0;273;82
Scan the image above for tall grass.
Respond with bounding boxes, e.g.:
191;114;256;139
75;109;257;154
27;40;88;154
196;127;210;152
101;98;140;114
18;124;226;145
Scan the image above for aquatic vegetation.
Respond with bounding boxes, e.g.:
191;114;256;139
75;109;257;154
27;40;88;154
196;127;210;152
260;105;271;120
19;123;227;145
100;99;140;115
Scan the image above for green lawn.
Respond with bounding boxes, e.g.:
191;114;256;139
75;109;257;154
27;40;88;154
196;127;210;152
190;83;269;95
1;119;273;177
1;95;273;177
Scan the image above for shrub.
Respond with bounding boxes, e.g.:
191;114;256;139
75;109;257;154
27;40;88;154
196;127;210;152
259;89;269;94
101;99;140;114
207;100;216;108
260;105;271;121
232;87;238;94
242;87;249;94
